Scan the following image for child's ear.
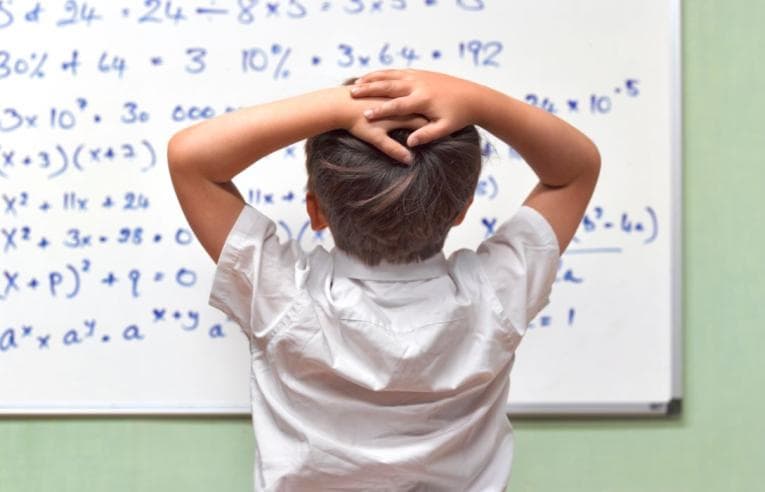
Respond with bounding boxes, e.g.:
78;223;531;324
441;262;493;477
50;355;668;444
306;193;329;231
452;197;474;226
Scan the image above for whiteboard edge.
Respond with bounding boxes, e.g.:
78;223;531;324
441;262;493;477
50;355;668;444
0;405;251;416
0;400;683;417
670;0;684;403
506;399;682;417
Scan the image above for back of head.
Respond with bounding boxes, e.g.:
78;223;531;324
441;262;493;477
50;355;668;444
305;126;482;266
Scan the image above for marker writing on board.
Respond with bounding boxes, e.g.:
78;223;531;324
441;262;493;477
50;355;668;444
0;312;234;354
0;140;158;179
0;0;672;418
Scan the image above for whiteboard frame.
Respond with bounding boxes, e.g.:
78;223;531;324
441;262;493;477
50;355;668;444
0;0;684;417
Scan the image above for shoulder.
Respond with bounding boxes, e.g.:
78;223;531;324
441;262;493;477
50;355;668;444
209;205;333;337
451;206;560;332
451;206;558;275
483;206;559;255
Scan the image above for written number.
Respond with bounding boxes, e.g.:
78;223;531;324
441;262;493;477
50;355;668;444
122;102;150;124
118;227;143;245
459;40;502;67
0;1;13;29
185;48;207;74
139;0;185;23
57;1;101;27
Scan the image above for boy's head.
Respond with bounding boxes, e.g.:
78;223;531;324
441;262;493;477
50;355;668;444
304;124;481;266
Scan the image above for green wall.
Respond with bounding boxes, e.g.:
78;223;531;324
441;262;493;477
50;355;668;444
2;2;763;490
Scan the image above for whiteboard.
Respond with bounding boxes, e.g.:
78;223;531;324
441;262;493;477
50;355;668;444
0;0;681;415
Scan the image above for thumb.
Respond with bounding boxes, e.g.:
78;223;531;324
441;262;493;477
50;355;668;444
406;120;452;147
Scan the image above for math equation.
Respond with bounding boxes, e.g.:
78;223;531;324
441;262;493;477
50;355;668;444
1;0;658;360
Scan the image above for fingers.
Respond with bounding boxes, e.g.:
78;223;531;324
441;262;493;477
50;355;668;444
377;115;429;131
363;95;422;121
368;116;432;163
406;120;453;147
350;80;411;99
400;115;429;130
350;113;428;164
355;69;408;84
371;132;413;165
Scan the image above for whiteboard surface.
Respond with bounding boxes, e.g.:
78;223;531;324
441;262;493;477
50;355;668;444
0;0;681;415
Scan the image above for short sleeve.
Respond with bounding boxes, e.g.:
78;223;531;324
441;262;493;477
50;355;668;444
476;206;560;333
208;205;302;340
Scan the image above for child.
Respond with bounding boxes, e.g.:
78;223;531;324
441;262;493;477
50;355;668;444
168;70;599;491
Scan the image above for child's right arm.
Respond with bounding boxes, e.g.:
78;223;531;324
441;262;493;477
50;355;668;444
167;87;425;263
351;69;601;254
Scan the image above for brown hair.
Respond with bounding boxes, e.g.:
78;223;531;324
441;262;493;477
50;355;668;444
305;125;481;266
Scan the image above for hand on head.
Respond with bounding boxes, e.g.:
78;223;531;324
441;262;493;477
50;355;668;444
349;69;481;161
344;109;427;165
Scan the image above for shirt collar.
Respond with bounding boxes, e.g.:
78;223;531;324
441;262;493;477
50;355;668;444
331;248;448;281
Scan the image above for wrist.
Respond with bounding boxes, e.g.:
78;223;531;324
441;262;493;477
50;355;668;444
468;82;501;129
322;85;354;130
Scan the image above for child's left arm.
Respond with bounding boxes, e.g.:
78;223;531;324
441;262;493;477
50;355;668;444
168;87;424;262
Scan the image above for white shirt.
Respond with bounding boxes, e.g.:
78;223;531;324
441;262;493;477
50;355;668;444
209;205;559;492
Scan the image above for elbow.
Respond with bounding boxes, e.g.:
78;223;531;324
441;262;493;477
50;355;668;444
167;130;195;175
585;138;601;182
